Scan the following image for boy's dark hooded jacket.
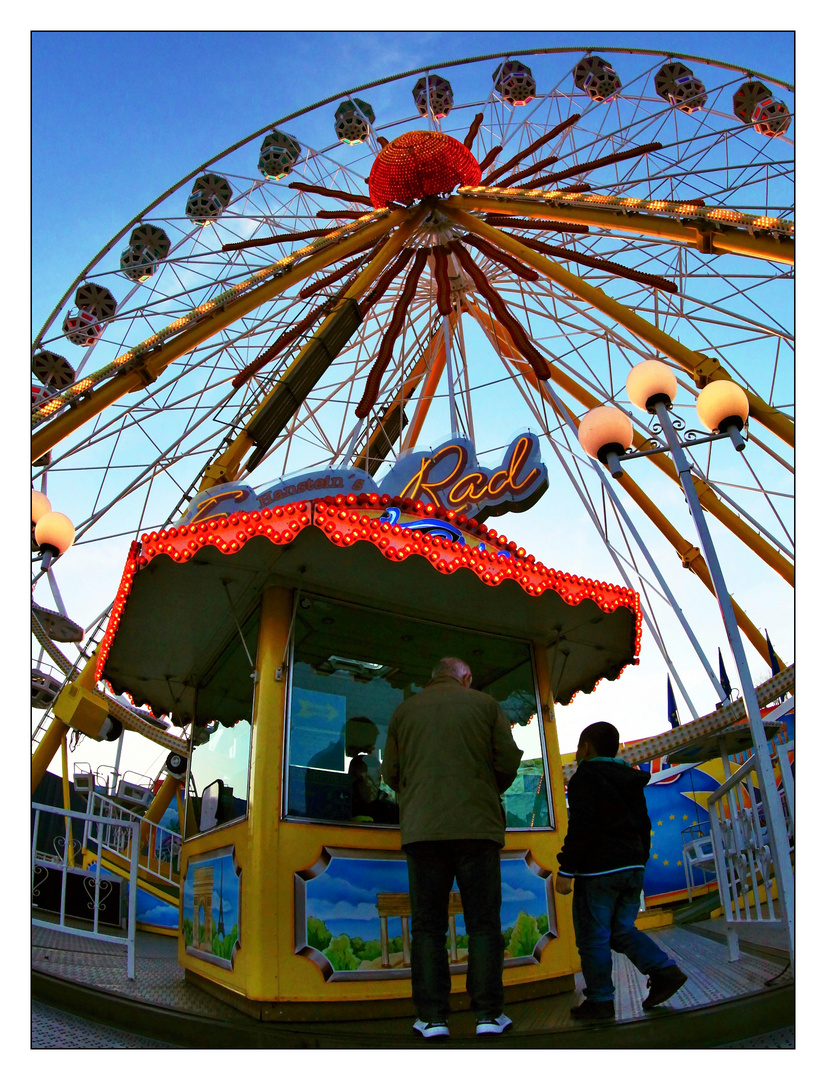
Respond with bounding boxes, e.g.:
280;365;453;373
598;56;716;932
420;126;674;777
558;759;652;877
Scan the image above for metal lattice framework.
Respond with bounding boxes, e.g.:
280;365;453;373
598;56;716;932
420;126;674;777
32;46;793;734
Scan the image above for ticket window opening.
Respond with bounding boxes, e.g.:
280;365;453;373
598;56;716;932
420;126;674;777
284;595;554;830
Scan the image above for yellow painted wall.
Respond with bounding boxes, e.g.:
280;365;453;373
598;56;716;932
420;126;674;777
178;587;579;1005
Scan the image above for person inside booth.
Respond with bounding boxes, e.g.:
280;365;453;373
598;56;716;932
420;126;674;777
346;716;399;823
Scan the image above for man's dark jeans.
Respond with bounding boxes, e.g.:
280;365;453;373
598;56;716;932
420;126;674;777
404;839;504;1021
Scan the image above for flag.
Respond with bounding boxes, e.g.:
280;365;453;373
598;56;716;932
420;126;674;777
765;630;786;701
718;649;733;700
765;631;781;677
667;677;680;728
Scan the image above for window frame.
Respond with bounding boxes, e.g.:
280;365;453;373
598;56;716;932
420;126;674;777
280;590;555;832
184;692;257;842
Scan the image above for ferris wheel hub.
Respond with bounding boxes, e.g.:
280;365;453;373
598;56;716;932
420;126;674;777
368;130;481;209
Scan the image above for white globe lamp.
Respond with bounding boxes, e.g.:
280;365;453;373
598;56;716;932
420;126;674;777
626;360;678;412
34;511;75;568
578;405;634;477
696;380;750;450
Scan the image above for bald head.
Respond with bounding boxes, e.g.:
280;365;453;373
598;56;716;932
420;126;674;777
432;657;472;686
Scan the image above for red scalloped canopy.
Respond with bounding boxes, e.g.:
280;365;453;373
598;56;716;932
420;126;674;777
98;495;641;724
368;131;482;208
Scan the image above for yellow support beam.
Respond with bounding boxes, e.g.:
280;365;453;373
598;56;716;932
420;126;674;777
32;648;102;793
401;339;448;453
446;191;795;265
198;202;432;490
464;299;793;591
440;203;794;448
32;209;409;464
353;317;452;472
60;731;76;868
32;715;69;794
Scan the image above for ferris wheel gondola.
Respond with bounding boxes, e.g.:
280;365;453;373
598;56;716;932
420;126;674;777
31;46;793;726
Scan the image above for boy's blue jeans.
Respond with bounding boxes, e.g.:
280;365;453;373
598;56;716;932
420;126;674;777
572;868;675;1002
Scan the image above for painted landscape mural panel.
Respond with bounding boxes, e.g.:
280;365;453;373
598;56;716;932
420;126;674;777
182;846;241;969
296;848;554;980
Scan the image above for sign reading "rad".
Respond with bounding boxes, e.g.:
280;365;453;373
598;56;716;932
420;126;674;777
379;433;547;520
178;433;547;526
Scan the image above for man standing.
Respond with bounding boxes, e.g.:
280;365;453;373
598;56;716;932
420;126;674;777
382;657;523;1039
555;721;687;1020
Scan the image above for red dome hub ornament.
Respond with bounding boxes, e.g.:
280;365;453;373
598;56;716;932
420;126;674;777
368;130;482;208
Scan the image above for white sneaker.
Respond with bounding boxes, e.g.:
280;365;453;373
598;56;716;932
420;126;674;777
476;1013;513;1036
413;1018;450;1039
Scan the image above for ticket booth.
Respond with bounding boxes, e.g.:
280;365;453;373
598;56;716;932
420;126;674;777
98;491;641;1020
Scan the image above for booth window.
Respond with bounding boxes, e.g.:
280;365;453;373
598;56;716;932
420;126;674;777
186;605;258;838
284;594;553;829
189;719;252;835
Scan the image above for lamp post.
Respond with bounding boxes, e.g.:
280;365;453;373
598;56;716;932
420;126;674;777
32;490;80;635
579;360;794;957
32;490;75;571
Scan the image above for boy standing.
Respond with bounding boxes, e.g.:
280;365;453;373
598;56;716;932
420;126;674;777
555;721;687;1020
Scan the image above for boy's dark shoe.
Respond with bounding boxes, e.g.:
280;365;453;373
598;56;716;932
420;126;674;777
570;999;615;1021
642;965;687;1009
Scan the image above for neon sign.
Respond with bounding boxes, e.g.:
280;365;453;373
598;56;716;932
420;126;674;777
379;434;547;521
177;434;547;527
178;469;376;526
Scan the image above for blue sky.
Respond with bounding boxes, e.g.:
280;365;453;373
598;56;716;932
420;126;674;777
31;30;793;334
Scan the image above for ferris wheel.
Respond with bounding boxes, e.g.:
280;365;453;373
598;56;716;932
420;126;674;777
31;47;793;724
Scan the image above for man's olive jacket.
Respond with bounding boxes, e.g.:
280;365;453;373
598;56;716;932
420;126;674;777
381;675;523;846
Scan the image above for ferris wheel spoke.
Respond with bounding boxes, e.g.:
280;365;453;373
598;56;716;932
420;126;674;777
446;191;792;264
474;325;779;668
33;47;794;701
32;208;407;463
463;285;792;586
698;467;793;559
443;201;793;445
201;205;430;487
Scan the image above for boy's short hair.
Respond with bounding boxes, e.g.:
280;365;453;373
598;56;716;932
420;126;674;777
345;716;379;756
579;721;620;758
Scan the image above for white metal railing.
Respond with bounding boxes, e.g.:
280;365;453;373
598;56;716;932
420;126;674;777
681;823;717;902
32;801;139;979
707;742;794;964
85;791;182;888
777;739;795;840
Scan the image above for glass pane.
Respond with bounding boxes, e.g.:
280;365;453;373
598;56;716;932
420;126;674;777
489;661;552;830
189;719;252;835
286;661;410;824
186;605;258;837
284;594;553;830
